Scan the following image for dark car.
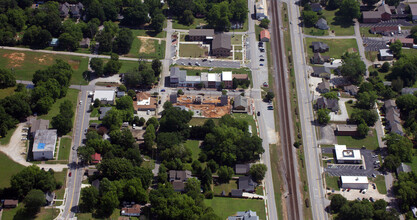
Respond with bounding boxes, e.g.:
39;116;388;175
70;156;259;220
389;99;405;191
267;106;274;110
69;172;72;177
257;111;260;116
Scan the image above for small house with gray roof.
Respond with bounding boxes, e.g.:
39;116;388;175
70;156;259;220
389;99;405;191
233;96;248;113
315;18;329;30
316;97;339;112
99;107;112;120
212;33;231;57
317;81;330;93
311;42;329;53
238;176;257;192
228;210;259;220
235;164;250;175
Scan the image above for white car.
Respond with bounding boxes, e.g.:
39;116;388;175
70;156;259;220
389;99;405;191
79;100;82;105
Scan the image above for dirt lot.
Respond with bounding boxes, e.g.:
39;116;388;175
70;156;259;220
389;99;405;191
175;95;231;118
139;38;156;53
3;52;25;68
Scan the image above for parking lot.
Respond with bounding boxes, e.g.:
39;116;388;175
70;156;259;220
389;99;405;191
363;37;388;51
175;58;241;68
359;19;413;28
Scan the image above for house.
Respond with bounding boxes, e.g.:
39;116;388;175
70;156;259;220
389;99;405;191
220;95;228;106
3;200;18;208
91;153;101;164
316;97;339;112
231;189;243;197
59;2;70;17
384;99;404;135
310;3;322;12
315;18;329;30
334;145;362;164
255;1;267;20
121;204;141;217
335;124;359;136
170;67;187;87
238;176;256;192
410;4;417;21
390;38;414;48
317;81;330;93
344;85;359;96
340;176;368;189
228;210;259;220
212;34;232;57
170;93;177;103
312;66;331;79
59;2;84;18
45;192;55;206
222;71;233;88
401;87;417;95
311;53;330;64
134;92;157;111
99;107;112;120
116;91;125;98
260;29;270;42
370;25;399;35
233;96;248;113
379;49;393;61
33;129;57;160
169;170;192;192
85;168;98;177
94;90;115;105
311;42;329;53
397;163;412;174
50;38;59;47
362;4;392;23
28;118;49;137
188;29;215;41
79;38;90;48
235;164;250;175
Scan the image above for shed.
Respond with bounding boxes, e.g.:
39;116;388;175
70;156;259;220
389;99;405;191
3;200;18;208
50;38;59;47
260;29;270;42
235;164;250;174
341;176;368;189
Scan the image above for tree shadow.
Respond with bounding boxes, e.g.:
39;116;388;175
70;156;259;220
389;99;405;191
332;11;355;28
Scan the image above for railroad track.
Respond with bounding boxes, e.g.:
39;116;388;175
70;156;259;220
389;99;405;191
269;1;301;219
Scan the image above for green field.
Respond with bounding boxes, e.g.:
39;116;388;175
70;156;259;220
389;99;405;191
0;152;25;188
255;25;263;41
127;38;165;59
304;26;327;36
204;197;266;220
305;37;358;59
234;52;243;60
401;48;417;57
0;86;16;99
172;18;207;30
185;140;201;161
0;127;17;145
372;175;387;194
38;89;79;128
321;9;355;36
232;113;257;136
58;137;72;161
325;174;340;190
119;60;139;73
359;27;380;38
54;168;67;199
179;44;208;58
336;129;379;150
231;35;243;45
131;29;166;38
213;180;238;195
0;50;89;85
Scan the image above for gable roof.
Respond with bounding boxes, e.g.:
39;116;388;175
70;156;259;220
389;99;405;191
410;4;417;16
310;3;322;11
260;29;270;40
213;33;231;50
234;95;248;108
238;176;256;192
189;29;215;37
99;107;112;120
313;66;331;74
316;18;329;29
317;81;330;92
312;41;329;51
378;4;391;15
235;164;250;174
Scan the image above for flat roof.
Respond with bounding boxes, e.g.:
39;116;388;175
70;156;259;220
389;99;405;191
94;90;115;102
185;75;201;82
379;49;393;57
208;73;221;82
222;71;232;81
33;130;57;152
341;176;369;184
189;29;215;37
335;145;361;161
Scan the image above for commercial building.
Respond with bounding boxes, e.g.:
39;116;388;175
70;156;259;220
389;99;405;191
33;130;57;160
222;71;233;89
335;124;358;136
134;92;157;111
334;145;362;164
93;90;115;105
28;118;49;136
188;29;215;41
212;33;232;57
390;38;414;48
340;176;369;189
370;25;400;35
228;210;259;220
362;4;392;23
379;49;394;61
169;67;231;88
260;29;270;42
255;1;267;20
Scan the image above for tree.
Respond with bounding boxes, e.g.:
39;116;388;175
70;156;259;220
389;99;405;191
391;55;417;87
385;133;413;162
144;124;156;151
99;191;119;217
0;68;16;88
116;96;134;111
330;194;347;213
122;4;150;27
356;91;377;109
24;189;45;215
265;91;275;102
177;89;184;96
249;164;267;183
385;0;400;6
90;58;104;76
181;10;194;26
78;146;95;164
317;108;330;125
201;167;213;192
389;40;402;57
102;109;123;129
260;18;270;29
302;10;318;27
11;165;57;199
357;122;369;137
127;89;136;98
79;186;99;212
380;62;390;72
152;59;162;77
185;178;202;200
340;52;366;85
103;60;122;75
52;114;72;136
1;93;32;119
151;10;165;33
231;0;248;23
411;26;417;43
338;200;374;220
217;166;234;183
113;28;134;54
362;0;379;6
206;2;232;31
58;33;79;51
338;0;360;21
323;92;339;100
157;164;168;184
6;8;26;31
147;117;160;129
395;172;417;211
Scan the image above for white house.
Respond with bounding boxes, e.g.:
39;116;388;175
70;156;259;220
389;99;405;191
341;176;369;189
33;130;57;160
93;90;115;105
255;1;267;20
334;145;362;164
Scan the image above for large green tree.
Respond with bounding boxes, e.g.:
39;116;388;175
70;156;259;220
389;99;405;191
11;165;57;199
317;108;330;125
338;0;360;21
0;68;16;88
339;52;366;85
302;10;318;27
23;189;45;215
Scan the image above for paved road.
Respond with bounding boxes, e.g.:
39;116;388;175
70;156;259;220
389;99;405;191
286;0;329;219
354;20;371;77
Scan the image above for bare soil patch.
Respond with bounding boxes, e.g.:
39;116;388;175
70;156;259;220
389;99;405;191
36;54;53;65
3;52;25;68
67;59;81;70
138;38;156;53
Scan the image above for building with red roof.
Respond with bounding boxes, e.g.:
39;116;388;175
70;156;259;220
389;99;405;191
91;153;101;164
260;29;270;42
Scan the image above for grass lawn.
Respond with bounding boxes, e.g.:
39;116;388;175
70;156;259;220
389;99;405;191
0;152;25;188
54;168;67;199
204;197;266;220
325;174;340;190
368;66;390;81
372;175;387;194
255;186;263;195
0;86;16;99
172;18;207;30
179;44;208;58
141;159;155;169
89;120;102;125
58;137;72;161
119;60;139;73
345;100;355;118
185;140;200;161
365;51;379;62
0;50;89;85
321;9;355;36
77;208;121;220
234;52;243;60
127;38;165;59
359;27;380;38
235;46;243;50
131;28;166;38
231;34;243;45
336;129;379;150
305;38;358;59
405;149;417;172
189;118;220;126
304;26;327;36
213;180;238;195
0;126;17;145
90;108;99;117
232;113;257;136
401;48;417;57
255;25;263;41
38;88;79;128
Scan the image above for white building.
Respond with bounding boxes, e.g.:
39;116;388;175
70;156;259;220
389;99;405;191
93;90;115;105
341;176;369;189
335;145;362;164
255;1;267;20
33;130;57;160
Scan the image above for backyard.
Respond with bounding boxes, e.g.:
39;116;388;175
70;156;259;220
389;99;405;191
304;26;327;36
179;44;208;58
405;149;417;172
0;152;25;188
185;140;201;161
321;9;355;36
213;180;238;195
305;38;359;59
336;129;379;150
204;197;266;220
0;50;89;85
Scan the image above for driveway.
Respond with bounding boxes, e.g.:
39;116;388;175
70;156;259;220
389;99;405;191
318;125;337;145
329;99;349;122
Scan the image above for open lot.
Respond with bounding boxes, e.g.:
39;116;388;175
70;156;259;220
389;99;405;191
305;38;358;59
204;197;266;220
336;129;379;150
231;34;243;45
174;95;231;118
173;18;207;30
0;50;89;85
58;137;72;161
185;140;201;161
0;86;16;99
304;27;327;36
54;168;68;199
38;88;79;127
179;44;209;58
189;118;220;126
213;180;238;195
321;9;355;36
127;37;165;59
0;152;25;188
234;51;243;60
325;174;340;190
131;28;166;39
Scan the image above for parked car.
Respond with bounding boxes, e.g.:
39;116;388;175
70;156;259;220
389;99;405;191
260;63;264;66
69;172;72;177
370;197;375;202
161;89;166;92
263;82;268;87
267;106;274;110
257;111;261;116
260;58;265;61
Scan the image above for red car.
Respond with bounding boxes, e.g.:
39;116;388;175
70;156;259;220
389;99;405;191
68;172;72;177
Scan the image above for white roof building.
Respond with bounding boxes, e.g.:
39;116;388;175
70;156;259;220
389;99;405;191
33;129;57;160
341;176;369;189
94;90;115;105
222;71;233;81
208;73;221;82
335;145;362;164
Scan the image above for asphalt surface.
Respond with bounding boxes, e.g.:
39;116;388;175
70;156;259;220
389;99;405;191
175;58;241;68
